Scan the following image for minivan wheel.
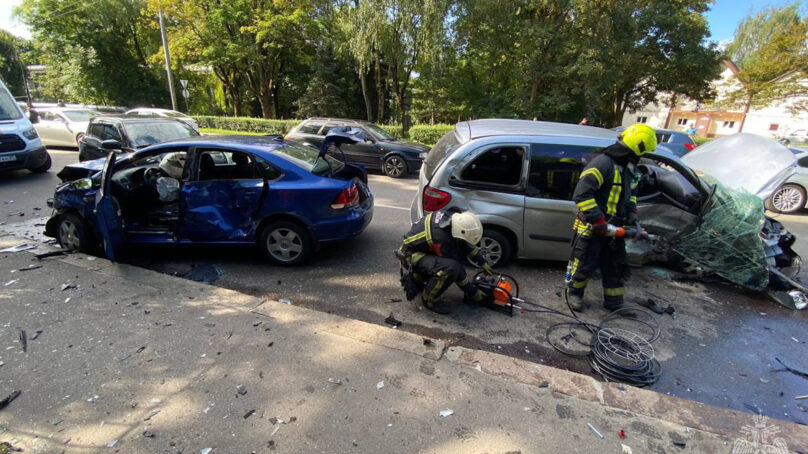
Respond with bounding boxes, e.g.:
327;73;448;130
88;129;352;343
480;229;513;267
767;184;806;214
29;154;52;173
259;221;312;265
57;213;90;253
383;155;407;178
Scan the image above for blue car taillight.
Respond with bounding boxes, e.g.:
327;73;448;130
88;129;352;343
331;184;359;209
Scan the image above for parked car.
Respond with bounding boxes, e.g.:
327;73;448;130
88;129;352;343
78;116;200;162
125;108;199;131
765;147;808;214
285;117;429;178
614;126;696;157
411;120;803;308
783;129;808;144
46;132;373;265
33;107;99;148
0;79;50;173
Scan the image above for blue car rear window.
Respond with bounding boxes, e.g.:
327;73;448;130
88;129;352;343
273;143;336;174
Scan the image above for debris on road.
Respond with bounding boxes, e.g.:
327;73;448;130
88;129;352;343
0;441;22;452
638;298;675;316
385;314;402;328
183;264;223;284
327;378;342;385
587;423;604;439
30;330;43;341
19;329;26;352
390;297;402;303
439;409;454;418
376;381;384;390
61;282;77;291
278;298;291;304
773;357;808;380
0;244;36;253
244;409;255;419
236;385;247;396
34;250;68;260
673;441;686;449
0;390;21;410
618;429;626;439
621;444;633;454
142;430;155;438
4;279;19;286
200;449;213;454
144;409;161;421
795;395;808;400
17;264;42;272
106;440;118;448
423;338;433;346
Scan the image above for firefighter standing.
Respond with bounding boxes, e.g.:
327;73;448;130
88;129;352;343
566;124;657;312
398;210;491;314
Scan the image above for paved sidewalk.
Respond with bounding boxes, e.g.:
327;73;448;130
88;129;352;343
0;236;805;453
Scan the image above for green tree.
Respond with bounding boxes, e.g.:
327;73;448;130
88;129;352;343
17;0;167;106
0;29;27;98
568;0;720;127
296;45;348;117
722;3;808;113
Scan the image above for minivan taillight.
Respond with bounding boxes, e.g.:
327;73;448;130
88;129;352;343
684;143;695;151
423;186;451;212
331;184;359;209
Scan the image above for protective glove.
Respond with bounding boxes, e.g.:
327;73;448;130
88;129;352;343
482;262;494;275
592;217;608;236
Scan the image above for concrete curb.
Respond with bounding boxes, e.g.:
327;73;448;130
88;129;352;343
3;233;806;447
445;346;808;449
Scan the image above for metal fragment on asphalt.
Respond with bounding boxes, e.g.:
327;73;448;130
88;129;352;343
4;279;18;286
106;440;118;448
200;448;213;454
0;390;21;410
439;409;454;417
587;423;604;439
236;385;247;395
327;378;342;385
377;381;384;390
0;244;35;253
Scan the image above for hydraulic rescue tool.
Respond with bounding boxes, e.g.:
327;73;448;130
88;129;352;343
470;271;523;316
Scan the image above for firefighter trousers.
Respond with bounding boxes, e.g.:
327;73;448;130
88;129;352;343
413;255;474;304
567;235;628;308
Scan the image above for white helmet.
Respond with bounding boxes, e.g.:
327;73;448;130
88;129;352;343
451;211;483;245
159;152;187;179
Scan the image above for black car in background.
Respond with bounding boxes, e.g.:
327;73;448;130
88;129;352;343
285;117;429;178
78;116;200;162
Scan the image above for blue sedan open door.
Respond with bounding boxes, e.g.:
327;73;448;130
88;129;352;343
94;152;124;261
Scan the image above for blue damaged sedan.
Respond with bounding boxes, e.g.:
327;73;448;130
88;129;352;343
45;130;374;265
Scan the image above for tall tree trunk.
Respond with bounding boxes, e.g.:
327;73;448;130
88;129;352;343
258;88;273;119
359;69;374;122
375;57;385;122
271;79;281;119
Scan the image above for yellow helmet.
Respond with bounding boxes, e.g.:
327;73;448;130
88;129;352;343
618;124;657;156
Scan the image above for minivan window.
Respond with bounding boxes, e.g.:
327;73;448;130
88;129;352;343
0;88;22;121
527;144;601;200
425;130;460;178
461;146;525;187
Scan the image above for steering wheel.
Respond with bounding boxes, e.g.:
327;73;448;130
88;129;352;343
143;167;163;186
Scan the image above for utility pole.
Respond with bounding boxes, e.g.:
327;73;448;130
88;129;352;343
158;7;177;110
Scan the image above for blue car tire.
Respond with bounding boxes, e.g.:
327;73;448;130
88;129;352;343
259;221;312;265
57;213;91;253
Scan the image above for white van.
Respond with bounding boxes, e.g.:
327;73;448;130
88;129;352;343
0;79;51;173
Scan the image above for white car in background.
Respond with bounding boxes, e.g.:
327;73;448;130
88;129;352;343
125;108;198;131
34;107;98;148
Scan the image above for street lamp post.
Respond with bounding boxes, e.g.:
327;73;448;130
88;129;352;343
158;7;177;111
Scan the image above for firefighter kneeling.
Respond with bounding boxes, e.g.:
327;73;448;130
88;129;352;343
397;210;491;314
567;124;657;312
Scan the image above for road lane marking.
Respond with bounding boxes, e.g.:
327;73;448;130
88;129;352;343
375;203;409;211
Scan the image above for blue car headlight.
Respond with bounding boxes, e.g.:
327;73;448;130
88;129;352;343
73;178;93;190
22;127;38;140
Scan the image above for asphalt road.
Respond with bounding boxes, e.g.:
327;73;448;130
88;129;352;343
2;147;808;426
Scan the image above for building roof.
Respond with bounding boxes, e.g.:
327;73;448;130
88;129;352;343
456;119;619;142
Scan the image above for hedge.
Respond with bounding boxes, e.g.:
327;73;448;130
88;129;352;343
194;116;301;135
193;115;455;146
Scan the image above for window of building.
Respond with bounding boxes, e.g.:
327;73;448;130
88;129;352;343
677;118;688;126
723;121;735;128
460;146;525;187
637;116;648;123
527;144;601;200
770;124;780;132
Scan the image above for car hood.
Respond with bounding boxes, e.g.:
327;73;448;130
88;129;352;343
681;133;796;199
380;140;429;153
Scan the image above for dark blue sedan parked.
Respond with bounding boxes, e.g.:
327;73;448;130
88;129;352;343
45;133;374;264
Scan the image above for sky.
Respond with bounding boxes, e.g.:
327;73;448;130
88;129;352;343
0;0;804;43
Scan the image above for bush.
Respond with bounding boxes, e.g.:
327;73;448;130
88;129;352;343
378;124;404;139
194;116;302;135
407;124;454;146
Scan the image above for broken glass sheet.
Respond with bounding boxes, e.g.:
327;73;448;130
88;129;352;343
673;177;768;291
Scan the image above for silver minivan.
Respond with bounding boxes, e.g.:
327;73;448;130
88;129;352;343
411;119;620;265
